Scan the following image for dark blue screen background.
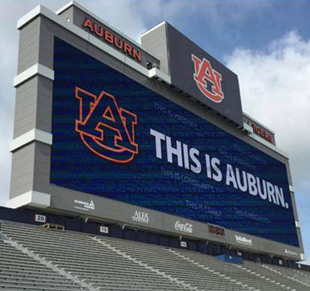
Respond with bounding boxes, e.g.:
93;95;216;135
51;38;298;246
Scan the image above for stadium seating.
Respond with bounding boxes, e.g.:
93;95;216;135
0;235;83;290
1;220;310;290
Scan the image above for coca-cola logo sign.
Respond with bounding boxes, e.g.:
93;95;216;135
175;221;193;233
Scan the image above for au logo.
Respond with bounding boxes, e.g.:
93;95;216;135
75;87;138;163
192;54;224;103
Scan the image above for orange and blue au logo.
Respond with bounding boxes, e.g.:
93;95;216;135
192;54;224;103
75;87;138;163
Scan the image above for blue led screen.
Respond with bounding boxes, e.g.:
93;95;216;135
51;38;299;246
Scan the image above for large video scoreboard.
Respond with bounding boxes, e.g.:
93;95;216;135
51;38;298;247
9;2;303;261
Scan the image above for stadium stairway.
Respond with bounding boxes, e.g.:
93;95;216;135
0;221;309;291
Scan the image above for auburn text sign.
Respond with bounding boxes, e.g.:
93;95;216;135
166;23;243;125
51;38;298;247
74;7;160;69
82;18;142;63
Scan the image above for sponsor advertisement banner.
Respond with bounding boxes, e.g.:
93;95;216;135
51;38;298;246
235;235;253;246
175;220;193;234
132;210;149;224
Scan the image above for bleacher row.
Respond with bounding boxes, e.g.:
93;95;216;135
0;221;310;290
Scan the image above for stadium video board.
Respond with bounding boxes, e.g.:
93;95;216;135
51;38;298;247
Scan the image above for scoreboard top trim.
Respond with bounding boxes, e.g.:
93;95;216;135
16;4;170;84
